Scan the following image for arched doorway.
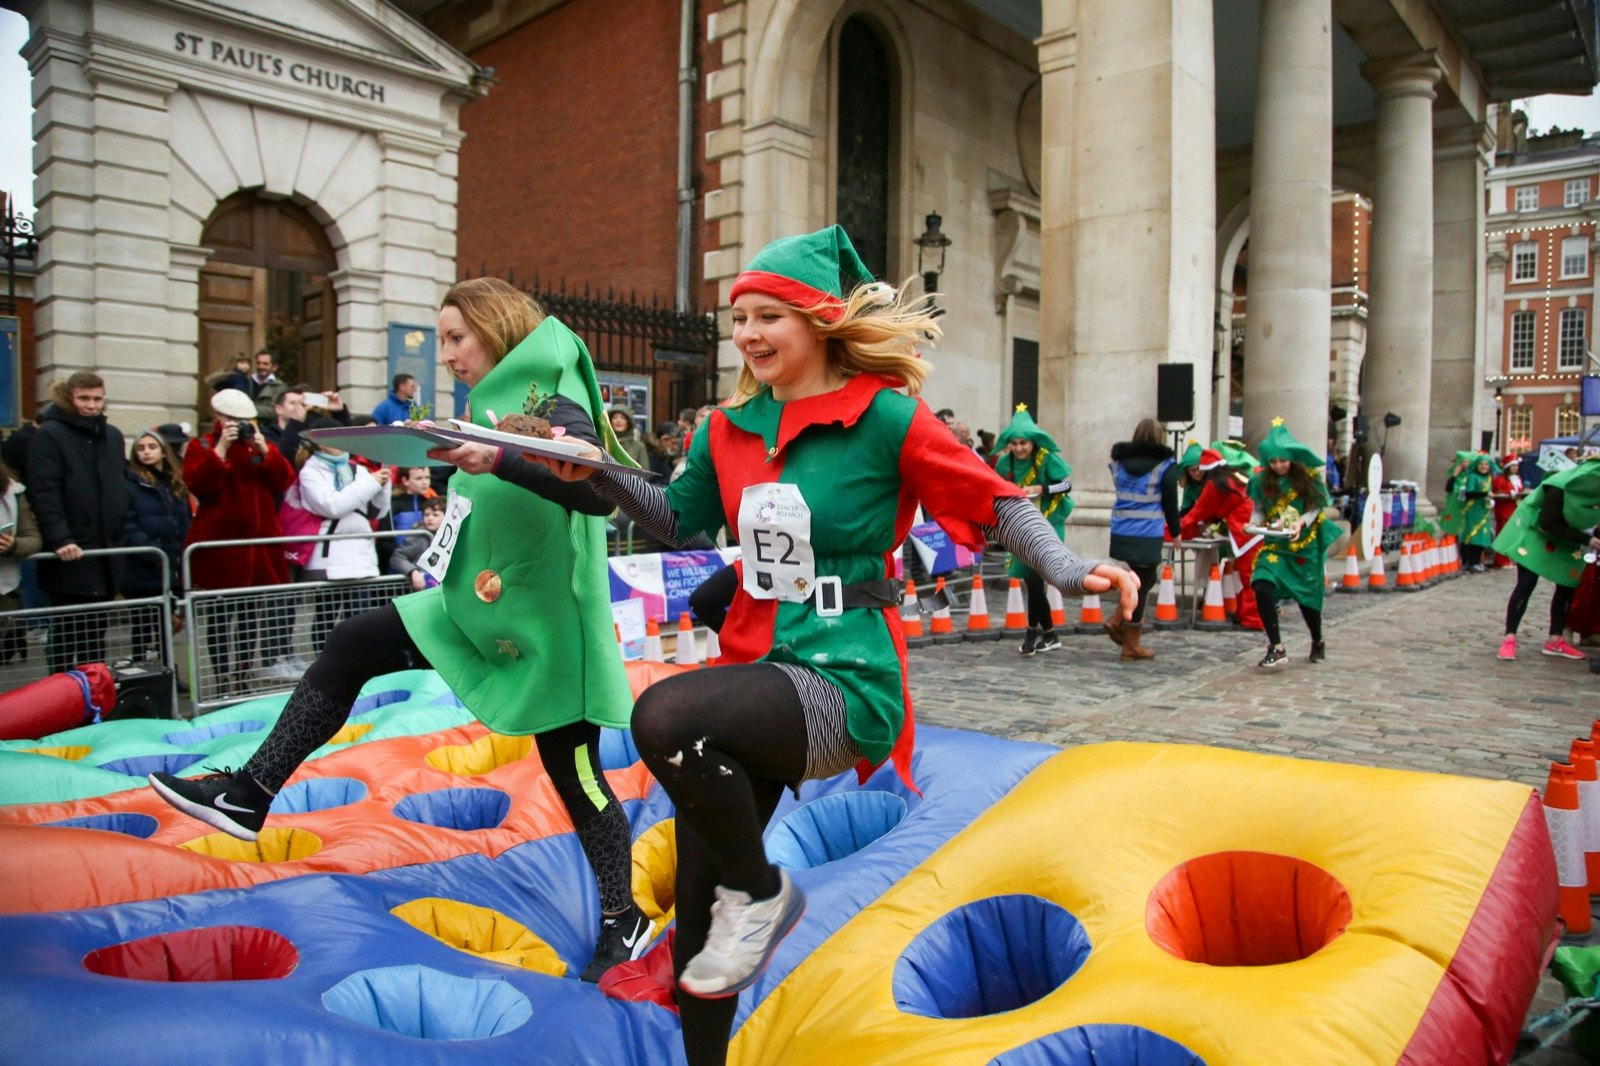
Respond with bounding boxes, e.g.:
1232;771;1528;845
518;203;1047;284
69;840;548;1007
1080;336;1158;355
197;193;336;407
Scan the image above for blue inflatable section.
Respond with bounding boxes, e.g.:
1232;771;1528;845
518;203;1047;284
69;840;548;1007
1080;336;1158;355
990;1024;1206;1065
766;789;907;870
40;812;159;838
94;752;205;778
162;721;265;745
322;965;533;1040
272;777;370;813
392;788;512;831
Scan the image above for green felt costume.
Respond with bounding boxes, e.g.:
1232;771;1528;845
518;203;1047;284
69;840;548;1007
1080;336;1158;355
394;316;634;735
1491;459;1600;587
1438;450;1478;538
1177;441;1204;513
1248;420;1333;609
1457;454;1501;549
992;405;1073;579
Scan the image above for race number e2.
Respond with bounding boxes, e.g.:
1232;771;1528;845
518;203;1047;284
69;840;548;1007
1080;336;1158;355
737;482;816;602
419;489;473;585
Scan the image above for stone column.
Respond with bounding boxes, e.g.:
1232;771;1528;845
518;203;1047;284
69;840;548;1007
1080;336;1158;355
1242;0;1332;449
1038;0;1216;557
1427;121;1492;501
1214;289;1235;440
1361;53;1445;498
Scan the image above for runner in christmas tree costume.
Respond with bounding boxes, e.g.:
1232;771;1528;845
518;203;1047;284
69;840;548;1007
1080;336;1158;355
149;278;654;982
1248;418;1336;667
1491;456;1600;662
536;225;1140;1066
992;404;1074;655
1457;452;1500;572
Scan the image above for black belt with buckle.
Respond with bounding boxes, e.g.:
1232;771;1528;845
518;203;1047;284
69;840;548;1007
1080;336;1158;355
814;576;901;616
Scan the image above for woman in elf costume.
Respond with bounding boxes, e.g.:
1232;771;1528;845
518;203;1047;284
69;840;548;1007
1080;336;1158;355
1177;440;1205;515
1179;448;1263;630
1457;452;1500;572
1248;419;1335;667
992;404;1074;655
1490;454;1524;569
539;225;1139;1065
1491;456;1600;662
150;278;654;982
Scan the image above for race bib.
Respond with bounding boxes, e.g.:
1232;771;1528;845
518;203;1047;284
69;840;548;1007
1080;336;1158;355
737;482;816;602
418;488;472;585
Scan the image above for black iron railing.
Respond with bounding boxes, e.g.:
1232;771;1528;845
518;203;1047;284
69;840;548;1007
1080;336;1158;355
2;198;35;317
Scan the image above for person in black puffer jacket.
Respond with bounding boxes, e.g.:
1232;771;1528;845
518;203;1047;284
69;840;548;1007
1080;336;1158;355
28;372;130;673
122;429;191;659
1105;418;1180;661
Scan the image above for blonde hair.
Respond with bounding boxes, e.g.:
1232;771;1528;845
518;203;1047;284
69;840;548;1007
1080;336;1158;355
724;280;939;407
441;278;546;364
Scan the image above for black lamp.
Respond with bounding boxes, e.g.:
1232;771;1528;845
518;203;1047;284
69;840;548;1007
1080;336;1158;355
914;212;952;307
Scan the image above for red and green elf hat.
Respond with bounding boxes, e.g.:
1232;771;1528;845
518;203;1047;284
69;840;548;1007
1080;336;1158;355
729;225;876;322
1256;417;1324;468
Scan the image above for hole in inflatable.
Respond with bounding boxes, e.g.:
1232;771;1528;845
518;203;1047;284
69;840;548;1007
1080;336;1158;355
894;895;1090;1019
992;1024;1206;1065
21;745;92;760
179;827;323;862
351;688;410;716
326;721;374;745
95;753;206;777
42;812;160;838
271;777;369;813
1146;850;1352;967
162;721;265;745
322;964;532;1040
393;788;510;831
426;733;532;775
82;926;298;981
766;790;907;870
599;727;640;770
389;897;566;977
632;818;678;923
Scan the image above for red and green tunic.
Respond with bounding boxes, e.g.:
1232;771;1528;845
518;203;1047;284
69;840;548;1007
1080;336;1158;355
663;373;1025;783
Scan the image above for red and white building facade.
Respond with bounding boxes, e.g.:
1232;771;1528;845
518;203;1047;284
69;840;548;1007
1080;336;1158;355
1485;133;1598;454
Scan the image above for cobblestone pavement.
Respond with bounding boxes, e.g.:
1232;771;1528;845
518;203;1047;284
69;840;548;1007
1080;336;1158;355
905;566;1598;1062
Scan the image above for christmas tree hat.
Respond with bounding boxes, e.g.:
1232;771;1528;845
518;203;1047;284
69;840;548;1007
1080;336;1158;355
1176;440;1203;469
1211;439;1259;472
1256;417;1323;468
729;225;876;322
991;403;1062;456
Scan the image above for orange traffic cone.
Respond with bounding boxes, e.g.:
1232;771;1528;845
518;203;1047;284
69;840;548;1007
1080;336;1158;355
1046;583;1067;629
965;573;1001;642
1002;579;1028;635
1338;543;1362;593
1395;542;1416;591
704;627;721;667
1367;548;1389;592
1076;592;1104;634
674;612;700;669
1197;565;1228;630
643;617;664;662
1222;560;1240;618
902;579;931;648
1572;739;1600;894
930;577;961;645
1424;538;1439;584
1152;564;1180;629
614;623;627;660
1545;761;1592;935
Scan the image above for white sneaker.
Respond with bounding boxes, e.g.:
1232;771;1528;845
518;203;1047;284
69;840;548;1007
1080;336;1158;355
678;868;805;999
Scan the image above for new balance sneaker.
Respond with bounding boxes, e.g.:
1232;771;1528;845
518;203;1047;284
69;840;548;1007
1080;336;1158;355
1308;641;1326;664
1035;631;1063;653
1018;628;1039;656
678;869;806;999
1543;638;1586;660
581;905;652;983
1497;635;1517;661
148;766;272;841
1257;644;1287;668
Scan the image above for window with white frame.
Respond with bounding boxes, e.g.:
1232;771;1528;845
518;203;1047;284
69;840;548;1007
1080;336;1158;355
1557;405;1583;436
1563;236;1591;279
1513;242;1538;282
1559;308;1588;370
1515;185;1540;212
1510;311;1536;370
1566;178;1592;208
1509;405;1533;446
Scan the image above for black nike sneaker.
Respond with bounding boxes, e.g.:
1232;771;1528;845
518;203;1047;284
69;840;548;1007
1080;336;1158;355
148;766;272;841
1035;631;1063;653
1257;644;1287;669
1308;641;1326;664
582;905;652;983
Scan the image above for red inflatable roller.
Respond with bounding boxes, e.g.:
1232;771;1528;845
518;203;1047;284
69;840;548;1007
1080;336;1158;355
0;664;116;741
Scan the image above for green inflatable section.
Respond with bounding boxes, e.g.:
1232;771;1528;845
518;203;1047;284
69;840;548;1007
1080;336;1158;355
0;670;475;806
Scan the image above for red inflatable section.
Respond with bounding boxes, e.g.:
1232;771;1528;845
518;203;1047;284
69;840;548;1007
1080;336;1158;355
82;925;299;981
0;664;115;741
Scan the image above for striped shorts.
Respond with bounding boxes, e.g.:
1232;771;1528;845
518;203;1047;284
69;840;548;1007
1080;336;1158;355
771;662;861;781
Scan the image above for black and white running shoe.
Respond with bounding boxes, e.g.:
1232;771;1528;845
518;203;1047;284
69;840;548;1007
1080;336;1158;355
148;766;272;841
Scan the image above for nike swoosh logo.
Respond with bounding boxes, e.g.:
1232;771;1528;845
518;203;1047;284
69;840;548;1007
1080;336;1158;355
621;922;646;950
215;793;255;813
740;920;772;943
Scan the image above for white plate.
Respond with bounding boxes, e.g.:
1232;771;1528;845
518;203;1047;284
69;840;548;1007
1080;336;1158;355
443;419;593;456
1244;524;1295;539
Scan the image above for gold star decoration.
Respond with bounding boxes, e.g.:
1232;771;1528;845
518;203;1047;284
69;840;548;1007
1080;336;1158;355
1270;416;1285;427
1015;402;1028;412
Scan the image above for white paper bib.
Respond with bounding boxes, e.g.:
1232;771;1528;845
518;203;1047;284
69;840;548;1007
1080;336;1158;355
737;482;817;602
418;487;472;585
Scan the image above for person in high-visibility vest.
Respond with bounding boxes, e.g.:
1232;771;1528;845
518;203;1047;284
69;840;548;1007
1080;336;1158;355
1105;418;1180;660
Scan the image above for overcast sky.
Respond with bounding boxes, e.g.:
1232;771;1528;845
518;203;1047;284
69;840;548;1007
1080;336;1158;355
1;7;1598;220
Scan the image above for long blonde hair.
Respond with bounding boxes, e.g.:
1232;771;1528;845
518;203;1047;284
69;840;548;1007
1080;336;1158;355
724;281;939;407
441;278;546;364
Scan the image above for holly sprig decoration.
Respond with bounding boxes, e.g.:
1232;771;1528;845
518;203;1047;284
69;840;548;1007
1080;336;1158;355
407;400;433;423
523;385;558;418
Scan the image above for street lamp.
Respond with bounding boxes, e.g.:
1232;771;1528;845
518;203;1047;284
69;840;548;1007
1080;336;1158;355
914;212;952;311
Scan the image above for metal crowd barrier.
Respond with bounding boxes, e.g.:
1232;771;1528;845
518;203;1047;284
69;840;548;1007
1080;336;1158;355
0;546;178;711
181;530;420;713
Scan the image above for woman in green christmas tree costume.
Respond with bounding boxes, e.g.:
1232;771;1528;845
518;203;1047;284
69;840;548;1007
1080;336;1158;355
149;278;653;982
538;225;1140;1066
1492;456;1600;662
1457;452;1500;572
992;404;1074;654
1248;418;1336;667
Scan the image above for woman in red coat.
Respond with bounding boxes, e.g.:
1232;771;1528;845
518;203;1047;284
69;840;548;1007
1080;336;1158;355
182;389;297;685
1178;448;1263;630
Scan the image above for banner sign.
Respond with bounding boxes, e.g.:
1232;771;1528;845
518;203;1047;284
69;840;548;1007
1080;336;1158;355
905;520;978;576
609;548;739;623
610;598;647;660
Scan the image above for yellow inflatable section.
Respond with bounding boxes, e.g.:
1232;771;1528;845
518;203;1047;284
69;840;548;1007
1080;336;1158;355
733;742;1555;1065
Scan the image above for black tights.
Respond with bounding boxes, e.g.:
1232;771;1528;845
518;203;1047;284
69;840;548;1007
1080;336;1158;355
631;664;811;1066
1022;571;1053;630
1462;544;1485;569
1505;564;1575;636
241;604;636;914
1252;580;1322;646
1127;564;1159;624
